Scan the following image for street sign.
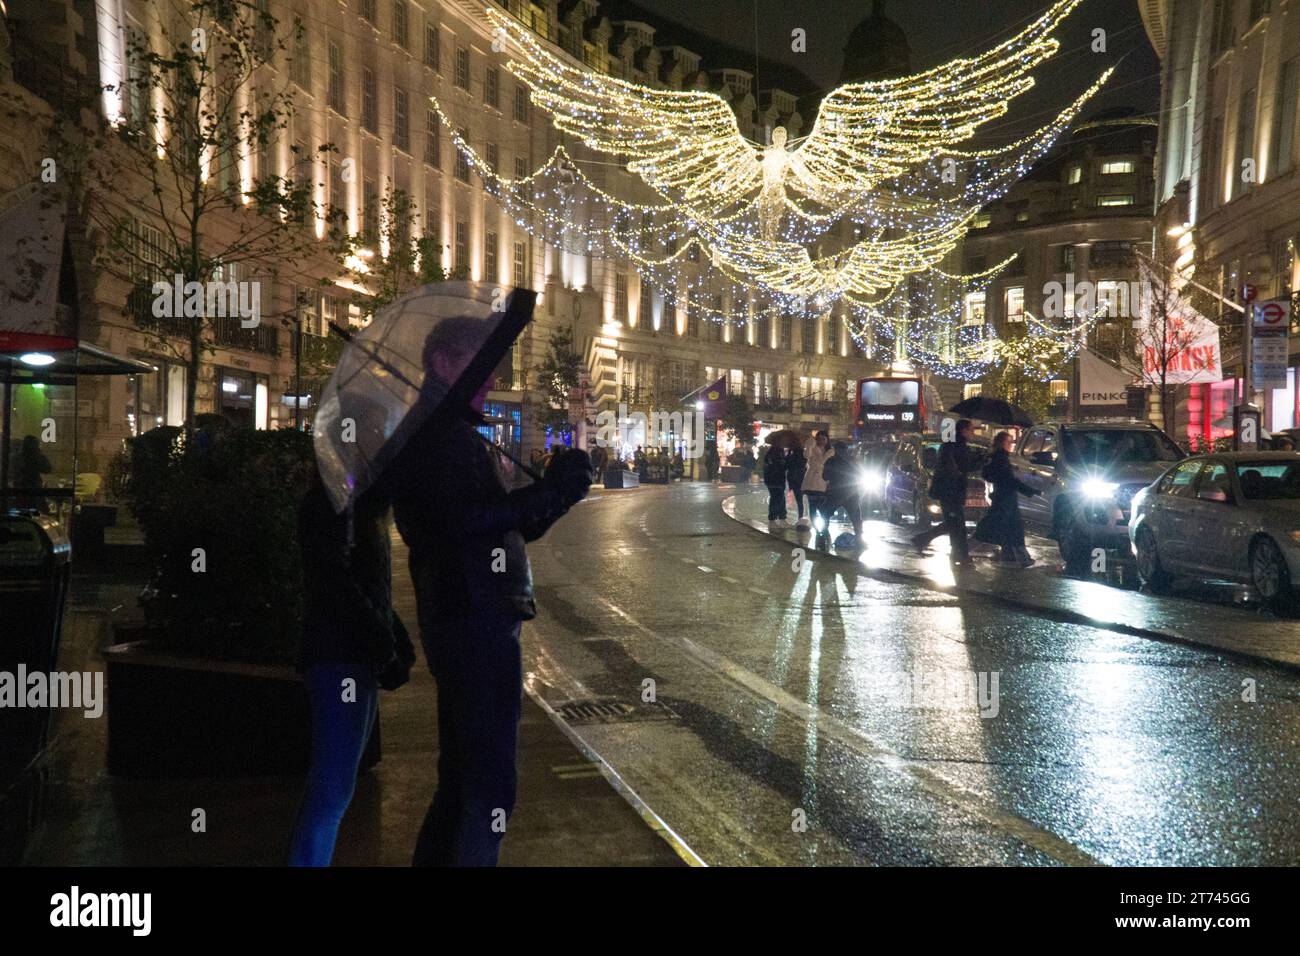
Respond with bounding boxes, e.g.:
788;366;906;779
1241;284;1258;304
1252;300;1291;390
1253;299;1288;329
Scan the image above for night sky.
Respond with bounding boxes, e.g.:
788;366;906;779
625;0;1160;138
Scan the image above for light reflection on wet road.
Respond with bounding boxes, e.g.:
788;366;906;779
522;483;1300;866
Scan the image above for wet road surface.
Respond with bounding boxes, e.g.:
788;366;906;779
522;483;1300;866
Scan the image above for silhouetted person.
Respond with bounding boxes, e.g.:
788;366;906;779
913;419;980;563
382;316;592;866
974;430;1040;567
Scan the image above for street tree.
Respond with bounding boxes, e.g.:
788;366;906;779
87;0;339;429
532;327;584;442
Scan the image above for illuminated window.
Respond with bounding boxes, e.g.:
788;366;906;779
614;273;627;323
454;220;467;272
327;41;345;114
513;240;526;287
963;291;986;326
393;87;409;152
485;232;498;282
485;67;499;108
1068;164;1082;184
1101;159;1135;175
972;211;991;229
1097;194;1134;207
1049;380;1069;402
1004;286;1025;323
425;109;440;168
963;383;982;400
361;68;378;132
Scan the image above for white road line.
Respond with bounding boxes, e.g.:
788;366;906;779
592;594;1099;867
697;565;713;573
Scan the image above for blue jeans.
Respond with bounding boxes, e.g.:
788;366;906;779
287;661;379;867
412;614;523;867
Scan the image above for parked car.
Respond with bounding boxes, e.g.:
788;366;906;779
884;434;990;527
1010;420;1185;573
1129;452;1300;606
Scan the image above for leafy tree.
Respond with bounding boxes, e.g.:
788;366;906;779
532;327;583;439
86;0;340;428
720;393;756;442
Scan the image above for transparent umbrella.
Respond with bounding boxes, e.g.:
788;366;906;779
313;281;535;514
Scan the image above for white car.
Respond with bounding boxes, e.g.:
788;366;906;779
1128;452;1300;606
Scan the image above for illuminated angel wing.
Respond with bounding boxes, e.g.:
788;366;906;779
485;6;761;218
791;0;1090;205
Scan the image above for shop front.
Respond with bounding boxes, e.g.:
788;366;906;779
216;366;270;430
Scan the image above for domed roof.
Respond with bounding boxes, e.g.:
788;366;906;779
840;0;912;84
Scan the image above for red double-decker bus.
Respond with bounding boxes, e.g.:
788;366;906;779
853;376;930;439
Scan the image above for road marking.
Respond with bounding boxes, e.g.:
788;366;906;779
722;576;739;585
748;587;767;596
592;594;1100;867
697;565;713;573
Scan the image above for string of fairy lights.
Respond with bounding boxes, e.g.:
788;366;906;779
429;0;1117;379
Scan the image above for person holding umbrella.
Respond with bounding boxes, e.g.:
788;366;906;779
974;430;1040;567
911;418;980;563
313;284;592;867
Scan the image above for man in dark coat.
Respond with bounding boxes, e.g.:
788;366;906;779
822;440;864;546
382;317;593;866
912;419;980;563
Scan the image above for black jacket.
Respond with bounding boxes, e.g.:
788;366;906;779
822;444;856;495
785;448;807;486
296;478;413;685
931;439;980;501
974;449;1037;547
382;408;572;625
763;452;787;487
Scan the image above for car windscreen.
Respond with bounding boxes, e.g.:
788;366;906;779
1235;462;1300;500
1061;429;1183;467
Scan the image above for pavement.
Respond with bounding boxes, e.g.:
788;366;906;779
18;542;687;867
722;485;1300;671
522;480;1300;865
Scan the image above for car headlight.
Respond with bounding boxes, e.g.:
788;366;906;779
1082;478;1119;500
859;470;884;494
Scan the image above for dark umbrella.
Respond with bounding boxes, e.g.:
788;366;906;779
948;396;1033;428
314;281;536;514
764;429;806;452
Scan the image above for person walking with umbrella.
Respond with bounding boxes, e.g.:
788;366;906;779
313;284;592;867
763;445;788;525
974;430;1040;567
911;419;980;563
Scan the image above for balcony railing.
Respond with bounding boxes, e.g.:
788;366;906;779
797;398;841;417
754;395;792;414
213;315;279;356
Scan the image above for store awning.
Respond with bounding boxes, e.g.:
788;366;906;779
0;342;156;377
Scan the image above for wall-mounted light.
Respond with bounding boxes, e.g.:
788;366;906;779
19;352;56;367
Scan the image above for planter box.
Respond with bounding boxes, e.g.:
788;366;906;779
603;467;640;489
104;634;379;779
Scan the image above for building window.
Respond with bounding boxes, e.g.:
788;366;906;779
392;0;408;48
454;128;471;182
1059;244;1076;272
455;47;470;90
485;231;498;281
454;220;467;272
393;87;409;152
424;25;440;71
1250;0;1271;24
1212;0;1235;55
972;211;991;229
513;240;527;287
425;207;440;251
360;0;376;26
290;16;310;90
1096;194;1134;207
1004;287;1025;323
1096;280;1125;317
329;160;345;217
485;142;498;175
425;109;440;168
639;282;653;328
485;67;499;108
327;41;345;114
1068;164;1082;184
1015;209;1030;223
614;273;628;323
362;178;378;239
513;85;530;123
1049;380;1069;403
801;314;816;353
963;291;986;326
1101;159;1136;174
779;316;792;350
1272;58;1298;176
963;383;982;400
361;68;378;133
